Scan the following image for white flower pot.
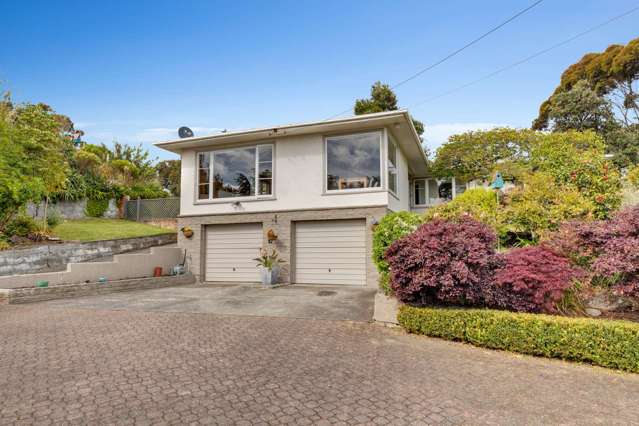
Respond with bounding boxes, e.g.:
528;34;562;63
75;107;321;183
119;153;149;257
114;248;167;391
260;266;280;286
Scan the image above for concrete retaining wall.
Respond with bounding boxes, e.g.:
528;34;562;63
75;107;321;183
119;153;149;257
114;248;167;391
0;246;185;289
0;274;195;304
0;233;176;277
28;199;119;220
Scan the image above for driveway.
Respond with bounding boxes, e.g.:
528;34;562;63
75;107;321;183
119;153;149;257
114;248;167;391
43;283;377;321
1;302;638;425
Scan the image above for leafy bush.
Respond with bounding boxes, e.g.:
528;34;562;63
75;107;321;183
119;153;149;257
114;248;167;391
628;165;639;189
372;211;424;275
0;239;10;250
46;209;63;228
85;199;109;218
5;214;40;237
545;206;639;296
398;306;639;373
385;218;499;305
493;246;584;313
424;188;498;229
499;173;594;245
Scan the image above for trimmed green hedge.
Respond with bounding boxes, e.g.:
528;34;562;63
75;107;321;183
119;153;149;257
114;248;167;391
398;306;639;373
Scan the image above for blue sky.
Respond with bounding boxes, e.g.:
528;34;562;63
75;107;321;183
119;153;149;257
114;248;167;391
2;0;638;161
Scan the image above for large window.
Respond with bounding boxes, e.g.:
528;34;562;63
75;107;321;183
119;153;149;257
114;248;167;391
197;144;273;200
388;137;398;194
413;177;466;206
326;132;381;191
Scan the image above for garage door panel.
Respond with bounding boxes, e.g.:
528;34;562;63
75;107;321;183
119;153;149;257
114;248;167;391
295;220;366;286
206;223;262;282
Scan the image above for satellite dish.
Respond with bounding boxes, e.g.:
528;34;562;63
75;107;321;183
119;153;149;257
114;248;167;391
178;126;194;138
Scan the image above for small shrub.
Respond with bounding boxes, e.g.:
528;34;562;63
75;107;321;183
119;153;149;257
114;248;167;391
85;199;109;218
628;165;639;189
5;215;40;237
398;306;639;373
0;240;10;251
424;188;499;229
46;209;63;228
385;218;499;305
372;211;424;276
493;246;584;313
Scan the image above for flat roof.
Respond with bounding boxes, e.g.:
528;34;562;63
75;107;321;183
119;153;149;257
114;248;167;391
155;110;428;175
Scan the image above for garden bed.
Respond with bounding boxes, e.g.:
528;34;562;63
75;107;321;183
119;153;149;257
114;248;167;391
398;305;639;373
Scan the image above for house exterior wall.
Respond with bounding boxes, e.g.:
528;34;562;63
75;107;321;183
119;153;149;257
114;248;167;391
388;139;411;212
179;132;395;216
177;206;387;288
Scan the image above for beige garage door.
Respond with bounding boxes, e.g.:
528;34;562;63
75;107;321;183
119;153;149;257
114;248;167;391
294;219;366;286
205;223;262;282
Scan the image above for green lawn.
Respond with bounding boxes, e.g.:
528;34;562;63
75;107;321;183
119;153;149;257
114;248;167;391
52;218;175;242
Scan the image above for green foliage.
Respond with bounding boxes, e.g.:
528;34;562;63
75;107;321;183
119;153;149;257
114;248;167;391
85;199;109;218
628;164;639;189
0;240;10;251
533;37;639;130
126;184;167;200
530;131;622;219
253;248;285;270
354;81;424;137
5;214;40;237
372;211;424;276
46;209;63;228
499;173;594;244
545;80;616;133
398;306;639;373
156;159;181;196
606;125;639;169
431;128;538;181
424;188;499;229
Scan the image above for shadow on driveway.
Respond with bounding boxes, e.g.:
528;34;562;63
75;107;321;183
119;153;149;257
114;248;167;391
43;283;376;321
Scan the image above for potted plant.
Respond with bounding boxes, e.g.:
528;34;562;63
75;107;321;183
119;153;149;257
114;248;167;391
253;248;284;286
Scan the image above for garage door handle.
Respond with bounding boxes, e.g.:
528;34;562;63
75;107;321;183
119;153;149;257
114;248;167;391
328;268;331;273
233;267;236;271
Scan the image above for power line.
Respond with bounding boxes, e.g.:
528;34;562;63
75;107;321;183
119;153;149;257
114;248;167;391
325;0;544;120
409;4;639;110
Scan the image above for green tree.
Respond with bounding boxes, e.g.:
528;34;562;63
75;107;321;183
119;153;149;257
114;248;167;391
156;159;181;196
604;125;639;168
546;80;616;133
354;81;425;137
533;37;639;130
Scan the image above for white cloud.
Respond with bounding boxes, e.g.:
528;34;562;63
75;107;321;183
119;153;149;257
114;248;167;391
423;122;510;153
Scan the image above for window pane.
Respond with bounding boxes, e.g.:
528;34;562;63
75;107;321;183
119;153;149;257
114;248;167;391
327;133;381;191
414;180;426;205
212;147;256;198
198;169;209;184
259;179;272;195
198;153;210;169
198;184;209;199
259;162;272;179
388;172;397;193
388;140;397;167
258;145;272;163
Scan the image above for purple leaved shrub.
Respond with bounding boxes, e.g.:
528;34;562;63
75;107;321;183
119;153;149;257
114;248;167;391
493;246;584;313
546;206;639;297
384;218;500;305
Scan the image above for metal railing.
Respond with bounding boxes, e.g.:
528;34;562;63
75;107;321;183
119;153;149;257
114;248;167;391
124;197;180;221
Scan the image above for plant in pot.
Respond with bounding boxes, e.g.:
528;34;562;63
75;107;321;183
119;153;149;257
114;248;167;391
253;248;284;286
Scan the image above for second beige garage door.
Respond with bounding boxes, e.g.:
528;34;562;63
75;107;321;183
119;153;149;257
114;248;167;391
294;219;366;286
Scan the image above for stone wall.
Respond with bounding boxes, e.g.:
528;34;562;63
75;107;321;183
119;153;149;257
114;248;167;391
0;274;195;305
28;199;119;220
178;206;387;288
0;233;177;277
0;246;184;289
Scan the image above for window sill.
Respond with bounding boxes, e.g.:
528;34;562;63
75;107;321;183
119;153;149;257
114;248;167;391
322;188;386;196
194;196;276;205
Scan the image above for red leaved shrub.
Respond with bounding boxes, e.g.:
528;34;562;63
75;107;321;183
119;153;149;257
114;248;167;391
545;206;639;297
493;246;584;313
384;218;500;305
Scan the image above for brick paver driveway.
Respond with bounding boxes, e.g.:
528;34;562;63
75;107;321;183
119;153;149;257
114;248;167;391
1;303;638;425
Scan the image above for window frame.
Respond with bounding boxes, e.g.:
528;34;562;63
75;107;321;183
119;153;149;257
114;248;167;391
411;177;464;207
323;130;384;194
387;135;398;197
195;142;275;204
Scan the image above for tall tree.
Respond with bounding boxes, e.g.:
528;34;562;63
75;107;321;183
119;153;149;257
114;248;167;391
545;80;616;133
156;159;181;196
354;81;425;137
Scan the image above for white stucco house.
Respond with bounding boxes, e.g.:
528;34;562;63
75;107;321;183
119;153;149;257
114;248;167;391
156;110;468;288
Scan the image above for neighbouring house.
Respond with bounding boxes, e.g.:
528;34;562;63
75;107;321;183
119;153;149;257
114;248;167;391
156;110;467;287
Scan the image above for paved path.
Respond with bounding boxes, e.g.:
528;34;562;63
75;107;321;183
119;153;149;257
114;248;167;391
43;284;377;322
1;303;638;425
